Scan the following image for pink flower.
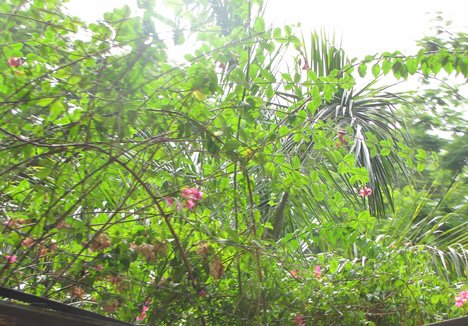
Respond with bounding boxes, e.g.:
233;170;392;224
314;265;321;279
21;238;34;247
182;188;194;199
294;314;306;325
359;186;372;197
8;57;22;67
3;218;21;229
455;298;465;307
181;188;203;201
191;189;203;201
198;289;207;297
136;304;149;321
455;290;468;307
5;255;17;264
185;199;196;210
165;197;174;205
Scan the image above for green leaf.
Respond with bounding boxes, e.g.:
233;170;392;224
406;57;418;74
279;125;289;137
380;148;391;156
292;156;301;170
36;98;56;107
50;100;65;119
371;63;380;78
381;60;392;75
358;64;367;77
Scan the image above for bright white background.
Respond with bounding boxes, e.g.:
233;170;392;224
66;0;467;58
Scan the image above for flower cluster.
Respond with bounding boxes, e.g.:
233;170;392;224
8;57;22;67
289;265;321;280
455;290;468;307
89;233;111;252
198;289;207;298
21;237;34;247
71;286;86;299
182;188;203;210
133;243;156;261
136;303;150;321
294;314;306;326
5;255;17;265
314;265;321;279
165;187;204;211
103;299;120;313
3;218;25;229
359;186;372;197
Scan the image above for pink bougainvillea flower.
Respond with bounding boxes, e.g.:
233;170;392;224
21;238;34;247
5;255;17;264
8;57;22;67
459;291;468;299
359;186;373;197
191;189;203;201
135;304;149;321
185;199;196;210
181;188;194;199
294;314;306;326
181;188;204;201
3;218;21;229
314;265;321;279
164;197;174;205
198;289;207;298
455;290;468;307
455;298;465;307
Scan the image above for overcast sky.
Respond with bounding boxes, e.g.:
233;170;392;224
266;0;466;57
67;0;467;58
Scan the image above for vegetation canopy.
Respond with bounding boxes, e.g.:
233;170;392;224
0;0;467;324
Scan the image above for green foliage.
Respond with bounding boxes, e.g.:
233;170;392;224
0;1;467;325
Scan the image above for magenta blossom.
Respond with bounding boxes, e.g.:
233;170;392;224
198;289;207;298
459;291;468;299
185;199;196;210
181;188;193;199
181;188;203;201
359;186;373;197
455;290;468;307
5;255;17;265
8;57;22;67
314;265;321;279
135;304;149;321
164;197;174;205
181;188;203;210
294;314;306;326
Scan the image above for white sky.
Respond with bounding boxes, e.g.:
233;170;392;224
65;0;467;130
267;0;467;58
67;0;467;58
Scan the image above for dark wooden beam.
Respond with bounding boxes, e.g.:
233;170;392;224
0;286;132;326
427;316;468;326
0;302;130;326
